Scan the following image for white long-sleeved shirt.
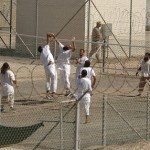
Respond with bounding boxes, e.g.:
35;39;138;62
76;77;92;99
76;56;88;76
57;43;72;65
40;45;54;67
0;70;15;96
139;60;150;77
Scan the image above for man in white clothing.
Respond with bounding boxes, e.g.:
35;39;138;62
76;69;92;123
75;49;88;88
55;37;76;96
136;56;150;96
38;33;57;98
80;60;96;88
0;62;16;112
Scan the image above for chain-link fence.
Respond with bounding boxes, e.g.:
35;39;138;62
0;0;150;58
0;58;150;149
1;0;150;149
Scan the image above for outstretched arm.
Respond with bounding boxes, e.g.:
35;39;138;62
47;32;55;45
72;37;76;52
55;37;61;45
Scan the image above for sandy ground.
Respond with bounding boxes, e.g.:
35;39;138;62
0;56;150;150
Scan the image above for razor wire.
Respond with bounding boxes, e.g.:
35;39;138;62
7;59;141;101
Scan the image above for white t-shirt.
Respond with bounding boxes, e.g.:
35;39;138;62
0;70;15;96
80;67;96;80
57;43;72;65
76;56;88;68
140;60;150;77
40;45;54;67
76;77;92;99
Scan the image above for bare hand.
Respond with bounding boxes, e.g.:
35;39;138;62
72;37;75;41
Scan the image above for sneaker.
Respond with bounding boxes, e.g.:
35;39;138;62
136;94;141;96
50;92;56;98
85;116;90;124
0;108;4;112
10;107;16;111
46;91;51;99
65;90;71;96
46;92;56;99
46;95;51;99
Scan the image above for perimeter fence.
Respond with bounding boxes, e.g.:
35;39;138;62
0;58;150;149
0;0;150;59
1;0;150;149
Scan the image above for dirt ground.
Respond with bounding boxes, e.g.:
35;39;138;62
0;56;150;150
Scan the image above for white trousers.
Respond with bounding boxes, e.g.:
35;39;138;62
44;64;57;93
1;94;14;108
80;97;91;116
75;66;82;88
59;64;70;90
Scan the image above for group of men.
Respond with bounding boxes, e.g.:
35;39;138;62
0;21;102;122
38;32;97;123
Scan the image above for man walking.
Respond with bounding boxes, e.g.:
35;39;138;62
89;21;103;61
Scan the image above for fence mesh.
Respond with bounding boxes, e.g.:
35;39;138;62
1;0;150;149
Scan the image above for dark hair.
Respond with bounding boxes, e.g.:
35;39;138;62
63;46;69;51
81;69;87;77
38;46;43;53
144;56;149;62
1;62;10;74
80;49;85;53
84;60;90;67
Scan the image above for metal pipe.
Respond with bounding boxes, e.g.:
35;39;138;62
102;40;106;73
9;0;13;49
87;0;91;57
60;102;63;150
75;101;80;150
102;94;106;146
146;92;150;140
35;0;39;59
0;36;9;49
129;0;133;58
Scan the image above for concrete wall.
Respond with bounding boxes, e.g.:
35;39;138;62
16;0;86;57
15;0;148;57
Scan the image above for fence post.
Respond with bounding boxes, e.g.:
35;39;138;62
102;40;106;73
60;102;63;150
129;0;133;58
35;0;39;59
87;0;91;56
75;101;80;150
10;0;13;49
146;92;150;140
102;94;106;146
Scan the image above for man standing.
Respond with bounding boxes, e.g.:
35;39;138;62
80;60;96;89
136;56;150;96
38;33;57;98
75;49;88;88
0;62;16;112
76;69;92;123
55;37;76;96
89;21;103;61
